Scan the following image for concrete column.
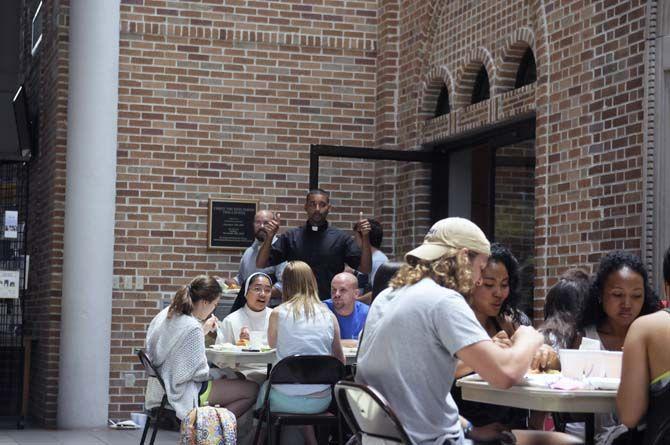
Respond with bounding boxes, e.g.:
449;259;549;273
57;0;120;428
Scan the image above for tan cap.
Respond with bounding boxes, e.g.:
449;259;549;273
405;217;491;262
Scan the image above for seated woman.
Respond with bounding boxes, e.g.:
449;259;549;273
617;307;670;444
218;272;273;345
617;246;670;444
146;275;259;421
258;261;345;445
452;244;554;439
570;251;660;444
540;268;590;350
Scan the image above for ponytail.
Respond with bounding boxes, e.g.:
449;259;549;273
168;275;222;318
168;285;194;318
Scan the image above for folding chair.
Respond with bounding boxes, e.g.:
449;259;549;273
253;355;346;445
334;380;411;444
137;349;168;445
371;262;403;303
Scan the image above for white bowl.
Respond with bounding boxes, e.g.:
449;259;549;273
559;349;622;380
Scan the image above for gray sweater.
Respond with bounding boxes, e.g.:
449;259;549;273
146;308;210;420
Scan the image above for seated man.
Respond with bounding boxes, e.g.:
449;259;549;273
356;218;543;444
324;272;369;347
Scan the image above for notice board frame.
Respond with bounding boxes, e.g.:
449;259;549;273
207;198;257;250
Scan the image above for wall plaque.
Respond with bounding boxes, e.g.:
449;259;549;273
207;199;257;249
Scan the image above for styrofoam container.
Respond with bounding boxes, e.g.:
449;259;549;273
559;349;622;380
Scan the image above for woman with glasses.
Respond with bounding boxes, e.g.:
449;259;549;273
218;272;274;345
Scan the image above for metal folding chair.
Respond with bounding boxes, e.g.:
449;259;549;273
334;380;411;444
137;349;168;445
253;355;345;444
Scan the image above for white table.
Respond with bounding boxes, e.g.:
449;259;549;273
206;347;357;369
456;374;617;445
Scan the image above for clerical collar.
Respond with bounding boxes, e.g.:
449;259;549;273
305;220;329;232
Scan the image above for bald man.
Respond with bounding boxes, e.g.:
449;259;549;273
324;272;369;345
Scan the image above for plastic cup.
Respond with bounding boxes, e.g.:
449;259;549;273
248;330;264;349
130;412;147;428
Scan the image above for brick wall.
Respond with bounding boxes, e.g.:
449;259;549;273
401;0;649;318
20;0;654;424
111;0;379;418
22;0;69;427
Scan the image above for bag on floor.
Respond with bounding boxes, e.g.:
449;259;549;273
179;405;237;445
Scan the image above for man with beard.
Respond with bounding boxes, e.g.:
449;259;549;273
228;210;285;312
256;189;372;300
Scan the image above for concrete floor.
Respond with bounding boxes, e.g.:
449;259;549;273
0;428;180;445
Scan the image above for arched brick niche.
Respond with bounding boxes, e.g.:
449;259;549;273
419;65;456;120
498;27;537;92
453;47;497;109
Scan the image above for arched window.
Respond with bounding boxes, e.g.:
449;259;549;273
434;84;451;117
514;48;536;88
471;66;490;104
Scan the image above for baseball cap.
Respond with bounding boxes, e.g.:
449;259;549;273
405;217;491;262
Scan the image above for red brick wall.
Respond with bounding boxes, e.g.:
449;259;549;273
21;0;653;424
111;0;379;418
403;0;648;318
22;0;69;427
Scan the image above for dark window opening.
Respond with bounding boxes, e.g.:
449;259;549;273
471;66;490;104
434;84;451;117
514;48;537;88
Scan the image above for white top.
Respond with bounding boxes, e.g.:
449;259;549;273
370;249;389;287
274;302;335;396
217;305;273;344
145;308;210;420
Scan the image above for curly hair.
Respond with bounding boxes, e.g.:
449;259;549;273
580;251;660;329
486;243;525;324
389;247;475;296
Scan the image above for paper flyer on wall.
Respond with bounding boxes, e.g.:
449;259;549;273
4;210;18;239
0;270;19;299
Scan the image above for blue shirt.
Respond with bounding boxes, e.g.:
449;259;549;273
323;299;369;340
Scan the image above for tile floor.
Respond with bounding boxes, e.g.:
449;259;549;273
0;428;180;445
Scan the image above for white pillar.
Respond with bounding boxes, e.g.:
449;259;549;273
57;0;120;428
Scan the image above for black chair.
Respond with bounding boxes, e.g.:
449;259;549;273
334;380;411;444
371;262;403;302
137;349;168;445
253;355;346;445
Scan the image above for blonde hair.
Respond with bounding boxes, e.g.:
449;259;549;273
281;261;327;320
389;248;476;296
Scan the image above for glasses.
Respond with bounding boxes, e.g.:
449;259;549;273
249;286;272;294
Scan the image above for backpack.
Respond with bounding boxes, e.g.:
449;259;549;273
179;406;237;445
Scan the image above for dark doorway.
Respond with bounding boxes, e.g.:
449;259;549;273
429;117;536;315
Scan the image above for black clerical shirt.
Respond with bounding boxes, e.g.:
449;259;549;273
269;221;361;300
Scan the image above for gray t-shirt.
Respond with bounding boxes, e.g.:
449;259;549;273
356;278;490;445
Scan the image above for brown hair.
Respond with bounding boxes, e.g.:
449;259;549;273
281;261;329;320
389;247;476;296
168;275;222;318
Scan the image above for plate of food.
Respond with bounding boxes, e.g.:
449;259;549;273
210;343;275;355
